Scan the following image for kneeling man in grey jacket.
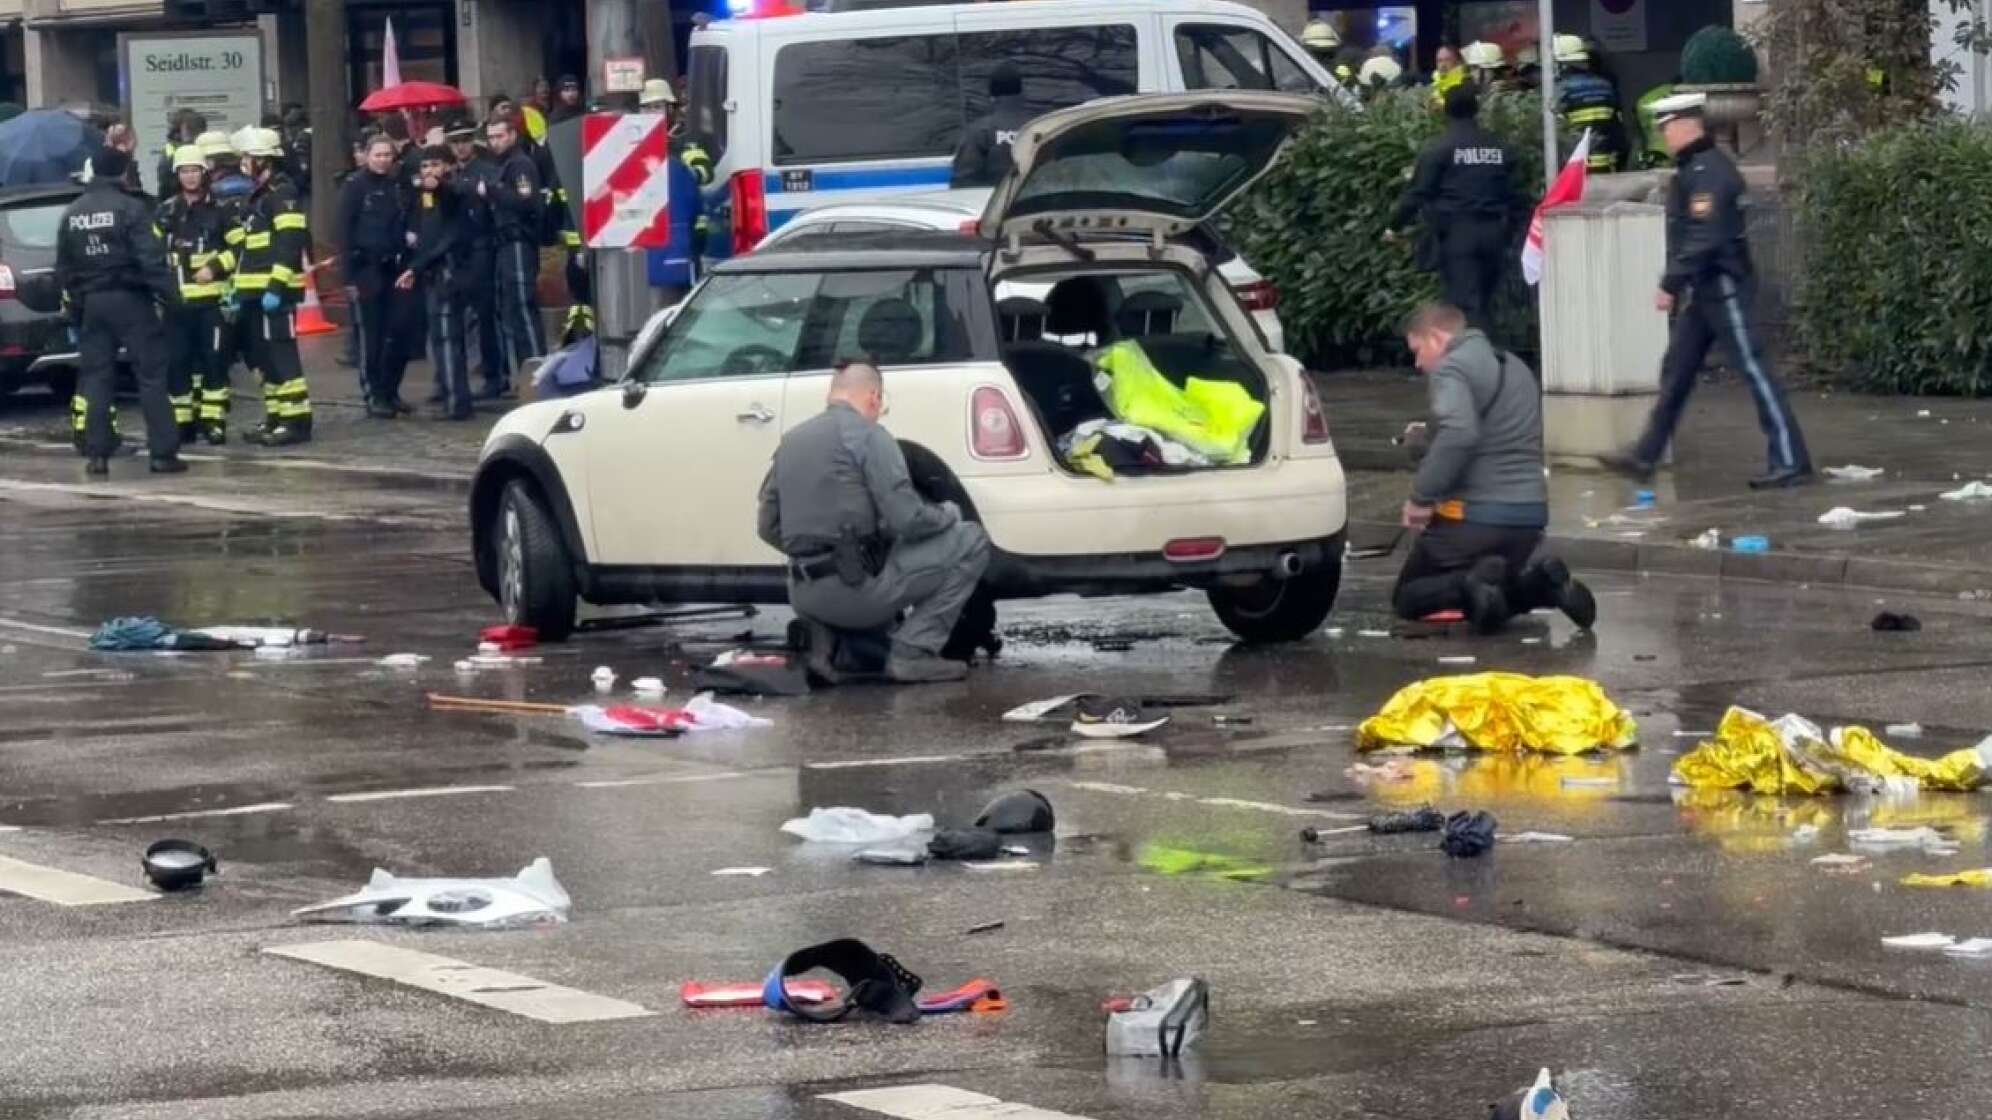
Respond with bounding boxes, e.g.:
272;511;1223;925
1395;303;1596;635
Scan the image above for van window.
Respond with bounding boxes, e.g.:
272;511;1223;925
773;35;961;165
1176;24;1318;94
686;46;729;162
957;25;1139;122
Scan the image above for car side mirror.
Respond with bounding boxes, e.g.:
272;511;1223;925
622;379;647;410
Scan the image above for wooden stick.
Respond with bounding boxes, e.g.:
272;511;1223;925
425;693;570;715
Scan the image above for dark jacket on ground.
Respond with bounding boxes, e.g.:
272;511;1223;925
1408;329;1547;528
56;177;178;307
1660;134;1752;297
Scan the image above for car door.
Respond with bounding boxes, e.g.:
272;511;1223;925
581;269;822;568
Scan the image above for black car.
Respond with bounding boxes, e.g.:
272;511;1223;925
0;182;85;400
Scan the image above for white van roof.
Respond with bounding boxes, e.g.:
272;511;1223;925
701;0;1302;38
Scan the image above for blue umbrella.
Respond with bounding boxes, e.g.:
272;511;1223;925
0;109;101;188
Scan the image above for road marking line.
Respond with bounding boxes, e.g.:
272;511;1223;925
264;940;655;1023
806;754;963;770
1063;780;1363;821
821;1083;1095;1119
0;615;92;640
326;784;515;803
0;854;153;905
97;801;293;825
573;770;755;789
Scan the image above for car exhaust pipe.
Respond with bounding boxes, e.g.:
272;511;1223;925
1273;551;1303;580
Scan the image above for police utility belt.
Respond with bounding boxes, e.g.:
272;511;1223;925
788;532;884;586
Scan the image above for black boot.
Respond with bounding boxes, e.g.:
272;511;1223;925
1463;556;1511;636
1597;449;1655;482
1748;465;1815;490
85;456;109;477
1525;556;1597;630
149;456;188;475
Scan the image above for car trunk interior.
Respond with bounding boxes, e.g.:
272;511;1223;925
991;260;1271;478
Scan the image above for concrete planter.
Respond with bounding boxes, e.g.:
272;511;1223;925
1676;82;1764;156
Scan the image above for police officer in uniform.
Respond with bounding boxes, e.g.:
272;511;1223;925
446;120;506;396
156;145;234;445
1553;35;1628;173
338;135;417;418
56;145;183;477
1602;94;1812;490
757;361;991;686
638;80;713;314
232;127;314;447
1387;87;1523;335
951;63;1033;189
398;146;477;421
481;115;546;396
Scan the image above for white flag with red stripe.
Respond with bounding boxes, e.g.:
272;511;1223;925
582;113;674;250
1521;130;1591;287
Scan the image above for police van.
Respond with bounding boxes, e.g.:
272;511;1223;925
684;0;1346;258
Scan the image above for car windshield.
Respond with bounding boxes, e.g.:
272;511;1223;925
641;273;822;383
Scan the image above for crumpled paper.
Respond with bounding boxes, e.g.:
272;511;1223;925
1671;707;1992;795
1356;673;1638;756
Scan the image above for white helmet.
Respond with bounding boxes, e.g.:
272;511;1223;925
1553;34;1590;64
638;78;677;108
1358;56;1403;87
1301;20;1340;52
1462;41;1507;71
172;145;209;172
239;127;285;159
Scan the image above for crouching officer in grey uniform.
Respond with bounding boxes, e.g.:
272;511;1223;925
757;361;991;685
56;145;183;478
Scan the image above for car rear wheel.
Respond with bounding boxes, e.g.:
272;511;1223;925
495;479;577;641
1208;559;1341;643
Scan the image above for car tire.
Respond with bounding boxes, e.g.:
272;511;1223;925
1208;558;1342;644
494;479;577;641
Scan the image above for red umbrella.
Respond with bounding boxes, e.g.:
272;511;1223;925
358;81;467;112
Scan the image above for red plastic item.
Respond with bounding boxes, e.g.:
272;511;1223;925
1100;995;1136;1014
1421;610;1466;623
479;624;539;651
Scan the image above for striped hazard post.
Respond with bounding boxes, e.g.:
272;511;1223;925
581;112;674;250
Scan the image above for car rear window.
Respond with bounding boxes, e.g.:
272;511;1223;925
1006;114;1294;224
0;202;67;251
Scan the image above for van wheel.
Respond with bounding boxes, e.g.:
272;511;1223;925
494;479;576;641
1209;559;1341;644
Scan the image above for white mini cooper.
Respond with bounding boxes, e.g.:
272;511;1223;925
471;92;1347;651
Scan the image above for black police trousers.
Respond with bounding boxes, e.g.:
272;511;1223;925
1392;519;1555;622
1436;218;1508;334
427;278;473;419
460;248;505;393
1632;274;1811;474
78;289;177;460
350;264;420;407
493;239;546;387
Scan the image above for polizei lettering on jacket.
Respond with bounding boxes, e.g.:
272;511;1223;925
68;212;116;231
1453;147;1506;166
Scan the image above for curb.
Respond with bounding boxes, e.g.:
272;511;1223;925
1347;519;1992;599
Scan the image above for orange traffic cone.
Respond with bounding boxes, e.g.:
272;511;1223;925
295;254;337;337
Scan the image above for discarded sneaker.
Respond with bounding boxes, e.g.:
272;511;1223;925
885;651;968;684
1368;806;1446;834
1071;697;1170;739
766;938;923;1024
1463;557;1510;636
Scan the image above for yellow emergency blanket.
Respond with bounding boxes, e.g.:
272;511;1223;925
1901;869;1992;889
1670;707;1992;794
1093;341;1265;465
1356;673;1639;755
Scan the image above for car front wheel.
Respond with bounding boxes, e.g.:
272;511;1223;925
1208;559;1342;644
494;479;577;641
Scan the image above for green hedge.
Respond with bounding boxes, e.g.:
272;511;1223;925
1227;88;1551;369
1794;118;1992;395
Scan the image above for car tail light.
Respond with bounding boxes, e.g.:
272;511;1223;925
1233;278;1279;312
1164;537;1226;563
0;263;14;300
1300;374;1331;444
970;386;1028;460
730;170;768;255
957;218;980;235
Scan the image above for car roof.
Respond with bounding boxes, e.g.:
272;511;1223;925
0;183;84;207
714;228;987;273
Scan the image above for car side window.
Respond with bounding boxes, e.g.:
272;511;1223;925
1176;24;1318;95
772;35;961;165
793;269;971;370
640;272;823;383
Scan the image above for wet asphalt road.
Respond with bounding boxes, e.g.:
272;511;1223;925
8;441;1992;1120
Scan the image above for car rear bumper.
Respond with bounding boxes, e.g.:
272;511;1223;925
0;304;74;387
